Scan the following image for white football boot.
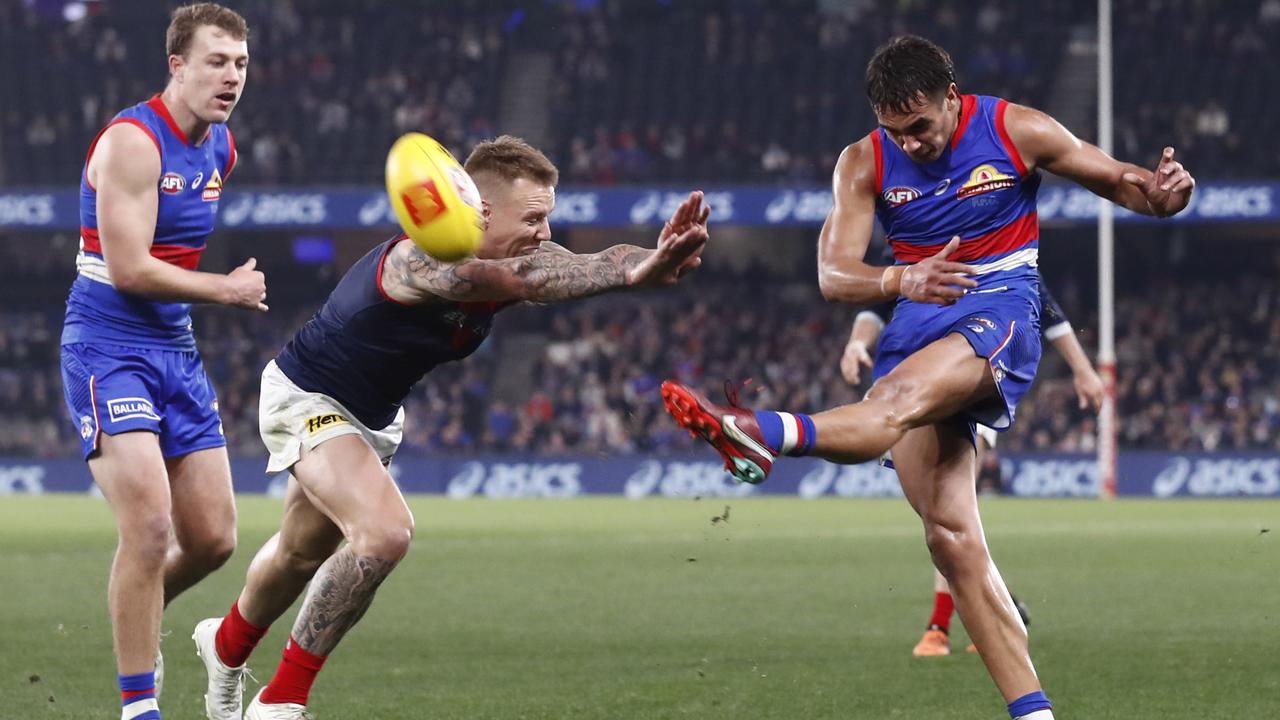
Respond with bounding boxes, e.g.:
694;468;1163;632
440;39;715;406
153;650;164;698
243;688;313;719
192;617;251;720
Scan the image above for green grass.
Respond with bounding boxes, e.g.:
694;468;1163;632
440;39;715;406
2;496;1277;719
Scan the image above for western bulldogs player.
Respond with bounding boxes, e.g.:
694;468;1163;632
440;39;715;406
841;256;1103;658
58;6;260;720
660;36;1192;719
192;136;708;719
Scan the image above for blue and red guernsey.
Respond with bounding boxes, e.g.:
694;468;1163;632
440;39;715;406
871;95;1039;289
63;95;235;351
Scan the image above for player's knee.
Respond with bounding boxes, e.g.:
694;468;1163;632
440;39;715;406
350;515;414;564
867;375;929;430
923;519;984;579
121;512;174;569
195;530;237;571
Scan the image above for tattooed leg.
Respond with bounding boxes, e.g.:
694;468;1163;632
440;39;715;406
290;549;398;656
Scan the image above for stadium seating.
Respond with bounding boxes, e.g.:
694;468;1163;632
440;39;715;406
2;0;1275;185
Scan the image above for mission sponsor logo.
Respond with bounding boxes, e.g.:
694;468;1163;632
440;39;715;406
107;397;160;423
305;413;349;435
202;169;223;202
882;186;921;207
159;172;186;194
957;164;1015;199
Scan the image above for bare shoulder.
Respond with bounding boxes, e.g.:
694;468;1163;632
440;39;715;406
1001;102;1081;171
381;237;444;305
834;136;878;198
90;122;161;187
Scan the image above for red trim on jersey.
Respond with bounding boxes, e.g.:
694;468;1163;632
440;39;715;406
150;243;204;270
80;226;101;253
146;95;189;146
224;127;237;178
869;131;884;194
145;94;211;146
82;118;161;192
888;211;1038;264
81;226;203;269
950;94;978;151
793;414;807;450
375;236;415;307
995;99;1029;176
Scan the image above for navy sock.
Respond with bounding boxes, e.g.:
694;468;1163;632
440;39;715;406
1007;690;1052;719
753;411;816;456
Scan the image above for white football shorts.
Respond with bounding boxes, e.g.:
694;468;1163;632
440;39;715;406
259;360;404;474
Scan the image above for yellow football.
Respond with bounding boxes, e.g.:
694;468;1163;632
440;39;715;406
385;133;484;261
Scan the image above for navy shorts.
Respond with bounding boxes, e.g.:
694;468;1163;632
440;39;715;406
61;342;225;460
871;283;1042;432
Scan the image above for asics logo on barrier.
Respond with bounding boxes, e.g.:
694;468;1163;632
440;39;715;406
722;415;772;459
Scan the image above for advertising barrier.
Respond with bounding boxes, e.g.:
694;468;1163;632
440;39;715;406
2;182;1277;230
3;452;1277;498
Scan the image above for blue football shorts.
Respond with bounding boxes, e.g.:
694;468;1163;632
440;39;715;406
871;282;1042;434
61;342;226;460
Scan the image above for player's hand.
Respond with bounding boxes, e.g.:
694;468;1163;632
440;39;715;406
1073;367;1105;413
1122;147;1194;217
840;339;874;385
225;257;268;311
629;191;710;287
898;237;977;305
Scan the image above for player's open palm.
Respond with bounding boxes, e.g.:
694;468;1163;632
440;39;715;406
1122;147;1194;217
226;257;268;311
900;237;977;305
629;191;710;287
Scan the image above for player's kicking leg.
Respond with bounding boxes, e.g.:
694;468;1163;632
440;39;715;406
194;476;342;720
664;333;1055;718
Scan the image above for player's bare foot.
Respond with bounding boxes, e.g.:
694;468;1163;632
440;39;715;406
912;628;951;657
660;380;775;484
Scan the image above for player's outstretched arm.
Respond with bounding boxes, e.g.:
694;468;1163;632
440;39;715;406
92;123;267;310
818;141;976;306
1005;103;1194;217
384;191;709;304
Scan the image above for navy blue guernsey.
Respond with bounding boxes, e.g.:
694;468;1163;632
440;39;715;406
275;237;507;430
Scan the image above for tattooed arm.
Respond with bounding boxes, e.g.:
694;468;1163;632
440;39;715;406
381;190;710;305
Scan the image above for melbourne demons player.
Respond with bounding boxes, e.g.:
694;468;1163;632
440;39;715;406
661;36;1192;719
191;136;708;719
58;5;262;720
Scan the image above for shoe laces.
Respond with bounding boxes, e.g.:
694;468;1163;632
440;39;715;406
211;665;253;715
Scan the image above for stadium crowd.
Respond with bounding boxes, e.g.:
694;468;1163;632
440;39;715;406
3;0;1278;186
3;241;1277;459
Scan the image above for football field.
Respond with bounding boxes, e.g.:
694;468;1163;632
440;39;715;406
2;495;1276;719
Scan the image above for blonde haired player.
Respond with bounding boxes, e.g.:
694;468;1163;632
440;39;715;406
58;6;258;719
840;258;1103;656
191;136;709;719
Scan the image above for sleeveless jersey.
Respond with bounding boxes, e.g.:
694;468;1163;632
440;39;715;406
275;237;508;431
871;94;1040;290
62;94;236;351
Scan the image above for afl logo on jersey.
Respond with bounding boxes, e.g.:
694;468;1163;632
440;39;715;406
882;186;921;208
159;172;186;194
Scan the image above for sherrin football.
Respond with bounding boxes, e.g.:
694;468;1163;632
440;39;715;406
385;133;485;261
